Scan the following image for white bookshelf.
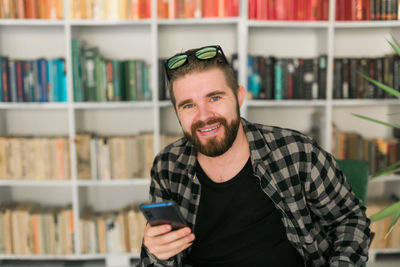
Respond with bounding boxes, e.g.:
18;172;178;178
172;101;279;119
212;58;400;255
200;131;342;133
1;0;400;265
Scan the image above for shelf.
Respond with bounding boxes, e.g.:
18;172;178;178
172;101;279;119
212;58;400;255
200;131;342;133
332;99;400;107
157;17;240;25
73;102;154;109
0;19;65;26
0;180;72;187
247;20;330;28
0;253;140;260
334;21;400;29
158;101;173;108
69;19;152;26
369;248;400;256
369;175;400;183
0;102;69;110
77;179;150;187
247;99;326;107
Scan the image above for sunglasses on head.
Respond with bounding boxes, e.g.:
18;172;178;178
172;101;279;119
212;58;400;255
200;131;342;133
164;45;228;80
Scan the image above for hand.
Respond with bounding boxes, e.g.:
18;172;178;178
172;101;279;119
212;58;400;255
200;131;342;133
143;224;195;260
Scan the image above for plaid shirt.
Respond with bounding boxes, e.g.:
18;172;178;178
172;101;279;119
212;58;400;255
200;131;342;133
140;118;370;267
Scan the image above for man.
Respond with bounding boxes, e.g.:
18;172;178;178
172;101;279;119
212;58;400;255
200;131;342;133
140;45;370;266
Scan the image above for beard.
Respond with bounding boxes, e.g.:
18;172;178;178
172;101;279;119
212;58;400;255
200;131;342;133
183;107;241;157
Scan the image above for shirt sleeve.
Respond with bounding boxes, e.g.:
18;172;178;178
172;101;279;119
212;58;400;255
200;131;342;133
139;154;182;267
306;141;371;266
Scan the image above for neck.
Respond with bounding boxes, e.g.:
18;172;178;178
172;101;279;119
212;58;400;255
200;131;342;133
197;122;250;182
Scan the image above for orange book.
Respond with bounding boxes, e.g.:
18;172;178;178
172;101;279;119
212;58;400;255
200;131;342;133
131;0;139;19
16;0;25;18
184;0;195;18
31;213;40;254
168;0;177;18
217;0;224;17
203;0;218;17
157;0;168;18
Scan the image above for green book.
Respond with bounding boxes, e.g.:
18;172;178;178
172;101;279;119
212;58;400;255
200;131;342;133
125;60;136;101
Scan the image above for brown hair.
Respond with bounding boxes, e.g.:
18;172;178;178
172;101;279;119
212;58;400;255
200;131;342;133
165;47;239;107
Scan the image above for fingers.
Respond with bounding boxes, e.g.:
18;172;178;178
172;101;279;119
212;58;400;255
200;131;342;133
146;224;172;237
144;225;195;260
155;242;193;261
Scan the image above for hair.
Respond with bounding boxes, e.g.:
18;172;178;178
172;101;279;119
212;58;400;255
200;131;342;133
165;47;239;107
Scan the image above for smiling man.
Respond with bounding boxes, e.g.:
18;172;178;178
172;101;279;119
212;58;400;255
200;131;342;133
140;46;370;267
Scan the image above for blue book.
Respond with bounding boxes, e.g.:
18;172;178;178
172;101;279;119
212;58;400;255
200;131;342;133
247;55;253;98
48;59;55;102
59;59;67;102
274;59;283;100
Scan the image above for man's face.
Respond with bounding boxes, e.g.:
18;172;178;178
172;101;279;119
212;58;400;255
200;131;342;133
173;68;243;157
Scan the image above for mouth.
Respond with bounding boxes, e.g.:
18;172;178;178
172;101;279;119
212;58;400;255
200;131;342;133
197;123;221;135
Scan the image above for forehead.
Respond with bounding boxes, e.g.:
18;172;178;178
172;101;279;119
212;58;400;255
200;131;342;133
172;68;231;100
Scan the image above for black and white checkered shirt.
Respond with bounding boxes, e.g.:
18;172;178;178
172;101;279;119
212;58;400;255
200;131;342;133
140;118;370;267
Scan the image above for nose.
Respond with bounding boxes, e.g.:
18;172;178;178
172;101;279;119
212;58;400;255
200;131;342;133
195;102;214;122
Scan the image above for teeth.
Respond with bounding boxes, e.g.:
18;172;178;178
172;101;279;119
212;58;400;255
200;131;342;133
200;125;218;132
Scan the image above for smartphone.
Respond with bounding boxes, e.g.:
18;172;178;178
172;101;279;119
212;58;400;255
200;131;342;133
139;201;187;230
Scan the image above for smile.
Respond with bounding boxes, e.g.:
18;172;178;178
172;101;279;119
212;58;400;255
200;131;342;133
198;123;220;133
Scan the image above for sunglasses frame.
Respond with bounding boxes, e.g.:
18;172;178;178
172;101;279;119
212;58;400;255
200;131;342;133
164;45;228;81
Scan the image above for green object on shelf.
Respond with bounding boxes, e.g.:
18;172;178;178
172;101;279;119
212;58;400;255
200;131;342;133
337;159;369;204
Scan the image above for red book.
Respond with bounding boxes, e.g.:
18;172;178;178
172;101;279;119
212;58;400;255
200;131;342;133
248;0;257;19
287;0;296;20
297;0;306;20
307;0;318;20
233;0;239;16
322;0;329;20
2;59;9;102
106;61;114;101
275;0;286;20
362;0;371;20
203;0;217;17
256;0;262;20
146;0;152;18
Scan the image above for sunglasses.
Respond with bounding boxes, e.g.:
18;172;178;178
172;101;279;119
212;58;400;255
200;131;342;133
164;45;228;80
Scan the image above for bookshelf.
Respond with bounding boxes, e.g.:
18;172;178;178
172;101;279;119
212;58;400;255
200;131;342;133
1;0;400;265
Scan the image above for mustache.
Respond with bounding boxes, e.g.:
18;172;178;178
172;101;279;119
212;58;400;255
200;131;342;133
191;117;227;131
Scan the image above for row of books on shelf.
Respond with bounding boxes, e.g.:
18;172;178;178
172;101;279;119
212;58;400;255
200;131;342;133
0;132;181;181
0;57;67;103
248;0;329;21
0;203;74;254
331;125;400;175
367;198;400;249
72;40;151;102
0;0;64;19
80;205;146;254
157;0;239;19
70;0;151;20
0;203;147;255
336;0;400;21
333;56;399;99
239;55;328;100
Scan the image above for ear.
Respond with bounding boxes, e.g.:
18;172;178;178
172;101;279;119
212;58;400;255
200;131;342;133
237;86;245;108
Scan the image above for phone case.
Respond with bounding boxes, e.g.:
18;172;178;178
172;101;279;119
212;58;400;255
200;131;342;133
139;201;187;230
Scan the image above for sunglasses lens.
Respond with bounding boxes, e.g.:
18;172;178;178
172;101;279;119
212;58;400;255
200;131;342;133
168;55;187;70
195;47;217;60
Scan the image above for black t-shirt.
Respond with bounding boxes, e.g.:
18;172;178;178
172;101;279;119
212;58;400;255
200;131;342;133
185;158;304;267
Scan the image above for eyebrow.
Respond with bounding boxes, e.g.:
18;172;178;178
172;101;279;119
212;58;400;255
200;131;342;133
177;90;227;109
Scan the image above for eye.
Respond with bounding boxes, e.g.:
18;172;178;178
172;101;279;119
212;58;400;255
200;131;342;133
210;96;221;102
183;103;194;109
